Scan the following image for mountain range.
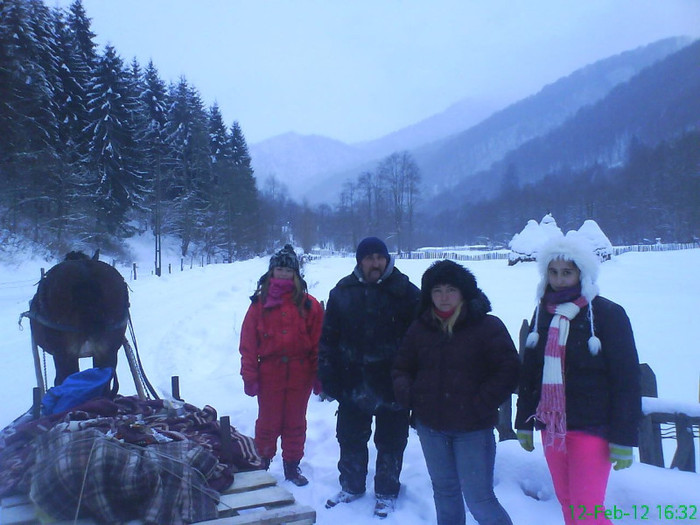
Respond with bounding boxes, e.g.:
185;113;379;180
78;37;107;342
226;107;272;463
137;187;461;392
248;36;695;207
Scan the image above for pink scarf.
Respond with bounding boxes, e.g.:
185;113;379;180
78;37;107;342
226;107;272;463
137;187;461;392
264;278;295;309
535;295;588;448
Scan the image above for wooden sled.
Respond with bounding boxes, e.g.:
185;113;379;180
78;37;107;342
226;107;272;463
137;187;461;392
0;470;315;525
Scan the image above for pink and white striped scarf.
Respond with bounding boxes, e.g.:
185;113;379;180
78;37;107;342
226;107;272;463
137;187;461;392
536;296;588;448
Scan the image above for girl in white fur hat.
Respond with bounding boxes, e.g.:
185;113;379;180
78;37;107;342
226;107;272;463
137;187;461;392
515;231;641;525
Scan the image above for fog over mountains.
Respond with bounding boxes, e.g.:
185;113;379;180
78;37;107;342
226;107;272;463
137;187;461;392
249;36;693;206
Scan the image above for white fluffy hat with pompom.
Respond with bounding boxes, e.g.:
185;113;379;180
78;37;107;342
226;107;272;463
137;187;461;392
535;231;600;303
526;230;602;355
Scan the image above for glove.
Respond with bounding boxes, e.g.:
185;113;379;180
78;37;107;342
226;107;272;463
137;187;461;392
517;430;534;452
609;443;633;470
312;378;323;396
244;381;259;397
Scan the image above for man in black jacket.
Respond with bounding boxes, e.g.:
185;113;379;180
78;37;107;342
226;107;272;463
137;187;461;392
319;237;420;519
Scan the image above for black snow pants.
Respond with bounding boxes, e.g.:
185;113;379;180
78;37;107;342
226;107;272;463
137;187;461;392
335;402;410;498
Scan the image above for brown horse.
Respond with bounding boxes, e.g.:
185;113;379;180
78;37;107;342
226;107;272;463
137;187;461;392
27;251;129;391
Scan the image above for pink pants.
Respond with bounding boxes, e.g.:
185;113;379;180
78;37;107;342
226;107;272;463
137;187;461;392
542;430;612;525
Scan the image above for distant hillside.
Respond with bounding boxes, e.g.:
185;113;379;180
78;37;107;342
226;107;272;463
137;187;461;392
248;133;365;196
352;97;505;159
249;97;503;200
411;36;691;197
429;37;700;207
300;36;690;204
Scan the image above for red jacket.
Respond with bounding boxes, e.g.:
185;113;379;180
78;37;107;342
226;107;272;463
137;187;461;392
240;293;324;386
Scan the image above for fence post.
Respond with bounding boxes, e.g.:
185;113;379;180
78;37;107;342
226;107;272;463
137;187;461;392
171;376;182;401
32;387;42;419
638;363;664;467
220;415;233;463
670;413;696;472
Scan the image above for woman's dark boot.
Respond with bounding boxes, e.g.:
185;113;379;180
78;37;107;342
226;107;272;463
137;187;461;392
283;460;309;486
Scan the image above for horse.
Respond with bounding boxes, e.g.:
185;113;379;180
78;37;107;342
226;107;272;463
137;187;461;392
27;251;130;393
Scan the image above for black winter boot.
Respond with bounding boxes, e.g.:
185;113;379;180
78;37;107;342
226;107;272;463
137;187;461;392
283;460;309;486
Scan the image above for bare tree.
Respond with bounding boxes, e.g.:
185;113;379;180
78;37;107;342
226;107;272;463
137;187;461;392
377;152;421;252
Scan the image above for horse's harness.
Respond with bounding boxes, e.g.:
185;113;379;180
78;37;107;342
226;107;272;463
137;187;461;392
19;307;130;333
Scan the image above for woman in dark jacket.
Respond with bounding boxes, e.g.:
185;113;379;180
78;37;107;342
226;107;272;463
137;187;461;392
392;260;519;525
515;233;641;525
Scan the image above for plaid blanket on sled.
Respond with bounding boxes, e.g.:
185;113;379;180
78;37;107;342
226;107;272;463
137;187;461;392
0;395;264;521
31;427;219;524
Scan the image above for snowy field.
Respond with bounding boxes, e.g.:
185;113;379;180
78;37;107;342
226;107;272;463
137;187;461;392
0;238;698;524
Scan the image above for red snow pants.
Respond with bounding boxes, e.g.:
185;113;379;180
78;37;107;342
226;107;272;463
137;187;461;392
255;356;314;462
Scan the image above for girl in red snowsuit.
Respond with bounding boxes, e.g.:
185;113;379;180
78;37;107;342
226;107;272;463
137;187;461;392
239;245;323;486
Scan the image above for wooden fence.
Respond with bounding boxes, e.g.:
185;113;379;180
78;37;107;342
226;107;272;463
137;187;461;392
613;242;699;256
638;363;699;472
309;242;698;266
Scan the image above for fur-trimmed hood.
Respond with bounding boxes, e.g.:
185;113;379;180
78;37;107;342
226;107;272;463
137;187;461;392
419;260;491;319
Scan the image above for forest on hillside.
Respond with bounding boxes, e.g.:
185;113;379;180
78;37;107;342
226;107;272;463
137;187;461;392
1;0;260;266
422;131;700;247
2;0;698;262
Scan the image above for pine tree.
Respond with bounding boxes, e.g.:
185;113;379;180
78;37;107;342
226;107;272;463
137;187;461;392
204;103;233;259
0;0;61;241
228;121;260;257
49;6;93;243
84;44;145;239
163;77;211;256
66;0;96;69
140;61;169;274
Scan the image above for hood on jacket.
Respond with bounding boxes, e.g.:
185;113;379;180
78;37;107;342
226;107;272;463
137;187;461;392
419;260;491;320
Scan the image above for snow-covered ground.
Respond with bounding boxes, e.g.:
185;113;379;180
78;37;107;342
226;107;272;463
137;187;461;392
1;237;698;524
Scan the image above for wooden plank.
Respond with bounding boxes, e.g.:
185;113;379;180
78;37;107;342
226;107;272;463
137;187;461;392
1;495;31;509
217;486;294;515
1;470;302;525
639;414;664;467
0;501;97;525
1;502;39;525
670;415;697;472
198;504;316;525
638;363;664;468
650;413;700;425
222;470;277;494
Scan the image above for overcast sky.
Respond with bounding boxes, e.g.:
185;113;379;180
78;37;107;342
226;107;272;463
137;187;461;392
53;1;700;145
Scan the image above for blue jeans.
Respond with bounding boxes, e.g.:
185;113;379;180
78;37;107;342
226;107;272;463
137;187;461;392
416;421;512;525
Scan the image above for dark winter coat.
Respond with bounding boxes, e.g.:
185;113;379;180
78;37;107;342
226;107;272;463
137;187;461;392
318;263;421;414
515;295;641;447
392;291;520;432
